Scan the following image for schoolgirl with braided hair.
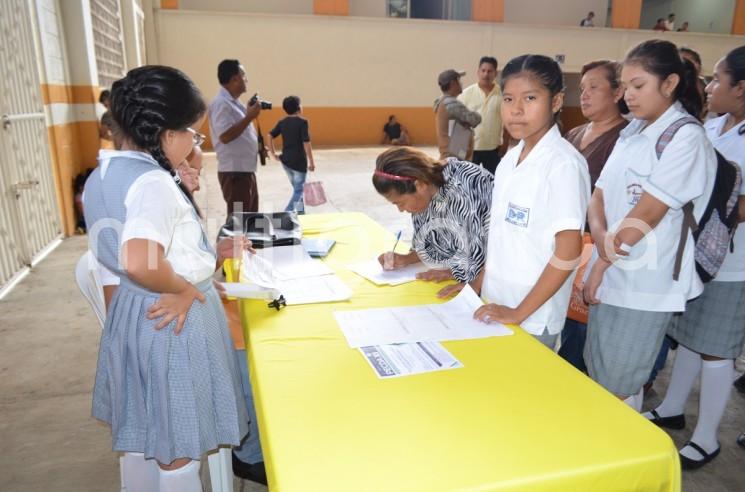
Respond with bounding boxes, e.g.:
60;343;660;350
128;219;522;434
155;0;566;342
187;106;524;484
83;65;249;491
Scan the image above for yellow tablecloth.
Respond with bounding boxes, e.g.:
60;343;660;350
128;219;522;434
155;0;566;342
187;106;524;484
236;212;680;492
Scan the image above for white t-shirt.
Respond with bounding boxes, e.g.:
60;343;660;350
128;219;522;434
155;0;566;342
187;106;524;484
594;102;717;312
97;150;216;285
706;115;745;282
481;125;591;335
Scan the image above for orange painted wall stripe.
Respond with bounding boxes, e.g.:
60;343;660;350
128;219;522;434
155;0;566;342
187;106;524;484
161;0;179;9
733;0;745;35
41;84;100;105
610;0;642;29
472;0;504;23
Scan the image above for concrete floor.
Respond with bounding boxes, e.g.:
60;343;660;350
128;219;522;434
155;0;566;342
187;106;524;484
1;147;744;491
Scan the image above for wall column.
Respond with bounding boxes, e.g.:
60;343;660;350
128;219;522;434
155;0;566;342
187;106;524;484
733;0;745;35
610;0;642;29
471;0;504;22
313;0;349;16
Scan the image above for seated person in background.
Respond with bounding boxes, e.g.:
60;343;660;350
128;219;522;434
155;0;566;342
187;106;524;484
580;11;595;27
382;115;410;145
653;18;669;31
677;21;689;32
372;146;493;286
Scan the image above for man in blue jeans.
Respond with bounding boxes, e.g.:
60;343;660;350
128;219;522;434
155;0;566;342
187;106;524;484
267;95;316;213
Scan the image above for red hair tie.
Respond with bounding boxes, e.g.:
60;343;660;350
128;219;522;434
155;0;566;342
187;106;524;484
373;170;415;182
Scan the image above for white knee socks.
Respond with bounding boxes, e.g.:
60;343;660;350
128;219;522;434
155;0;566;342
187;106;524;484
681;358;733;460
647;345;702;418
623;386;645;412
122;452;159;492
158;460;202;492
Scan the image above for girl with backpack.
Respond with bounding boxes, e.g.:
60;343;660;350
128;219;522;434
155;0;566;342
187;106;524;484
643;45;745;470
582;39;717;413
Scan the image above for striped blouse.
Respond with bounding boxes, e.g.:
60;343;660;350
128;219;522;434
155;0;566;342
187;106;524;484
411;159;493;282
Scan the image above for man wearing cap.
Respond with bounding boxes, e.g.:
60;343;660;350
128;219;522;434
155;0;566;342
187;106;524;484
434;69;482;161
458;56;503;174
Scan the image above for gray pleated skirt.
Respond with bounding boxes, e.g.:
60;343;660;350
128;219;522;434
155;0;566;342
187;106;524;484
668;280;745;359
585;303;673;396
91;277;249;463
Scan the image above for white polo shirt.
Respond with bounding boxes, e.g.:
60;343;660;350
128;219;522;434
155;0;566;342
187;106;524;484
481;125;591;335
208;87;258;173
706;115;745;282
593;102;717;312
95;150;217;285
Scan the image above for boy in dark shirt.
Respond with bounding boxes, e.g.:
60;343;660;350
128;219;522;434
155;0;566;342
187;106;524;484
267;95;316;213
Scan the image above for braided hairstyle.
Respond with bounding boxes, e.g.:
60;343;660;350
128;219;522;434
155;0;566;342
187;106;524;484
110;65;206;216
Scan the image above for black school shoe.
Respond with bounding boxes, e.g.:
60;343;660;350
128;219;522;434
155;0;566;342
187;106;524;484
232;452;268;485
737;432;745;449
734;373;745;394
647;409;686;430
680;441;721;470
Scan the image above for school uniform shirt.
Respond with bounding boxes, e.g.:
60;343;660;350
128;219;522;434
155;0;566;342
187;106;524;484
706;115;745;282
97;150;216;285
481;125;591;335
594;102;717;312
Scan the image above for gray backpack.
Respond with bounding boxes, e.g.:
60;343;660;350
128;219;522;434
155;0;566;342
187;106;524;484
656;116;741;282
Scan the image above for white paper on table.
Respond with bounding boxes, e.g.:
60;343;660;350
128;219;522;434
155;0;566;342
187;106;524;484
239;250;278;288
277;275;352;305
219;282;280;300
359;341;463;379
255;245;333;280
347;259;429;286
334;285;512;348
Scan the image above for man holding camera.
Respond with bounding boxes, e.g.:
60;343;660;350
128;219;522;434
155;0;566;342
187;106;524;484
209;59;263;220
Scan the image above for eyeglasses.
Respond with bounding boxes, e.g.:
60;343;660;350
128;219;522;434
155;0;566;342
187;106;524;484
186;127;206;147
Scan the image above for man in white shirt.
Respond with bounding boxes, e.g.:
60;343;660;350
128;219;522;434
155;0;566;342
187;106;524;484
209;59;262;222
458;57;503;174
664;13;675;31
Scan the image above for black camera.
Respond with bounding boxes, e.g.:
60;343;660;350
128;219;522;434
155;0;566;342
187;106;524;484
249;93;272;110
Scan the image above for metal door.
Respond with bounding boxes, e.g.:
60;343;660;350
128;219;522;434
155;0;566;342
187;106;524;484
0;0;62;288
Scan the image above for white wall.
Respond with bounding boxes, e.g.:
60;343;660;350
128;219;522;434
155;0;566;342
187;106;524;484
154;10;744;108
641;0;735;33
505;0;608;27
350;0;386;17
179;0;313;14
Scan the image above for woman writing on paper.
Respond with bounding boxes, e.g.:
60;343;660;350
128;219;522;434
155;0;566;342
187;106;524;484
371;147;493;287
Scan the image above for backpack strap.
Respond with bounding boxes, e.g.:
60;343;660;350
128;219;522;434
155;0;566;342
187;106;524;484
656;116;701;281
673;202;697;281
655;116;700;159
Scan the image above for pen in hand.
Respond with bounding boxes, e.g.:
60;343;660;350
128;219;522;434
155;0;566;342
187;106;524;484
382;230;402;271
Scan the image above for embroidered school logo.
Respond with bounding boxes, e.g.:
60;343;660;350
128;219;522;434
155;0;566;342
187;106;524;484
627;183;643;206
505;202;530;228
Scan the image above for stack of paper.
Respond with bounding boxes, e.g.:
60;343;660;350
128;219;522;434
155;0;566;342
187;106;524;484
347;259;429;286
334;285;513;348
238;247;351;305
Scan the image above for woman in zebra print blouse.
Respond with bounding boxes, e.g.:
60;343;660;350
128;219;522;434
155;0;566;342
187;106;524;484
372;146;493;290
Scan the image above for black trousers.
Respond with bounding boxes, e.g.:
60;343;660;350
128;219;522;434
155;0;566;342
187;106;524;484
471;148;500;174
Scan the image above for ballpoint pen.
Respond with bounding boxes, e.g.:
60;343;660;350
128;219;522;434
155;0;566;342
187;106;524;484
391;230;402;254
